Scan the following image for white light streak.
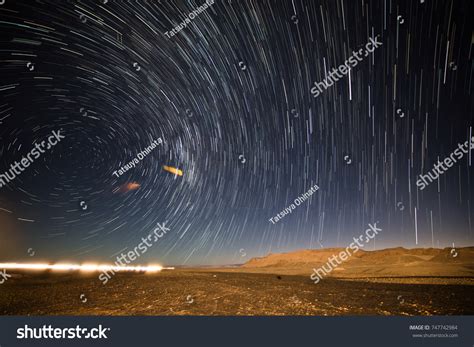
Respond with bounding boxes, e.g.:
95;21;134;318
0;263;174;273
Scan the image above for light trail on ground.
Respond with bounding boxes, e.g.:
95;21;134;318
0;263;175;273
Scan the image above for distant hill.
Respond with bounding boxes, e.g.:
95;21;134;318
238;247;474;279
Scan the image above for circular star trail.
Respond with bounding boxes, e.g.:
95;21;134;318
0;0;472;265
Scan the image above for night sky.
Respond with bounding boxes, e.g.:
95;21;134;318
0;0;473;266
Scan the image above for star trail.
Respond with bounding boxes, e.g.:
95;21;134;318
0;0;472;266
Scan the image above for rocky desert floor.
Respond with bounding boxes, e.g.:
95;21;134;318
0;269;472;316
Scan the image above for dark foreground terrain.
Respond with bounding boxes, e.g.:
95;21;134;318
0;270;472;315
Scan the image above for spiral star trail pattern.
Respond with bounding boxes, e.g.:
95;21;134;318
0;0;472;266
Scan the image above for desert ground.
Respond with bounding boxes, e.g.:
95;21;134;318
0;247;473;315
